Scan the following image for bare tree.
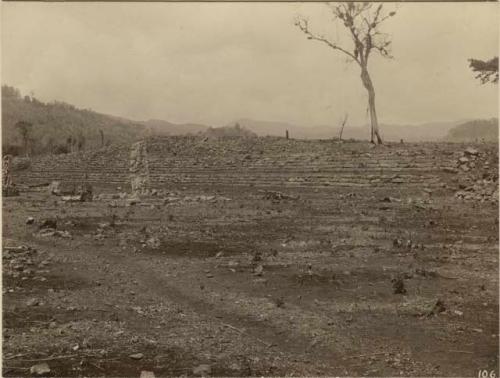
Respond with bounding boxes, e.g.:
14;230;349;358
469;57;498;84
76;132;86;151
67;136;73;153
295;2;396;144
338;113;349;140
14;121;33;157
66;136;79;153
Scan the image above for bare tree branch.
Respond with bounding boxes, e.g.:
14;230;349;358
294;17;360;65
294;2;396;145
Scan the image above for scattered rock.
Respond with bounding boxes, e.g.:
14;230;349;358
261;190;298;201
415;268;437;278
30;363;51;376
146;237;161;250
61;194;84;202
127;198;139;206
253;264;264;276
428;299;446;316
393;238;403;248
38;229;72;238
39;219;57;230
464;147;479;156
77;182;94;202
253;278;268;284
193;364;211;376
26;217;35;225
48;181;61;195
129;353;144;360
392;277;406;294
228;362;243;373
275;296;285;308
252;251;263;262
26;298;40;306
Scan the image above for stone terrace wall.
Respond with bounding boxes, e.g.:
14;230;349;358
145;136;495;190
18;144;131;189
17;136;498;194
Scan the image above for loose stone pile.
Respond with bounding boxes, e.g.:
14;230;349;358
454;146;498;203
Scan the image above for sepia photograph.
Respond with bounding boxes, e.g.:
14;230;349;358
1;1;499;377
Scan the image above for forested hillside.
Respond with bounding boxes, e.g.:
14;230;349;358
444;118;498;142
2;85;147;156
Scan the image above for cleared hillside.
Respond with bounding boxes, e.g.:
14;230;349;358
6;137;499;376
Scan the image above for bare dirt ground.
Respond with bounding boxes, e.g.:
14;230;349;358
3;140;499;377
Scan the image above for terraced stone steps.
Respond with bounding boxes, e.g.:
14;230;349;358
18;136;497;192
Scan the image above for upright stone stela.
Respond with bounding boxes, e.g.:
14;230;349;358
129;141;151;195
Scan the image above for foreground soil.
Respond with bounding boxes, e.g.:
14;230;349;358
3;141;499;377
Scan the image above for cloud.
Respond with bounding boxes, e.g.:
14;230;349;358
2;2;498;127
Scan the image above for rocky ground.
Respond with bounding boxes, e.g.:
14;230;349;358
3;140;499;377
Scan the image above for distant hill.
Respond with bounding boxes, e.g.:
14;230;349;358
231;117;462;142
443;118;498;142
2;85;147;156
231;118;300;137
4;84;490;158
363;121;463;142
142;119;208;136
202;123;257;138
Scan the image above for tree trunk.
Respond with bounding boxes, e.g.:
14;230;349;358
360;67;383;144
24;137;30;157
339;113;348;141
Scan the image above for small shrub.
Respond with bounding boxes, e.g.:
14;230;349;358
53;144;70;155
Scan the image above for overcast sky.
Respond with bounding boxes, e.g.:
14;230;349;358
2;2;498;127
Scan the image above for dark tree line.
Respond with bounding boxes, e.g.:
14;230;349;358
469;57;498;84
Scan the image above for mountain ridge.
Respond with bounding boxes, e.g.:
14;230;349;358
3;84;495;158
230;117;466;142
